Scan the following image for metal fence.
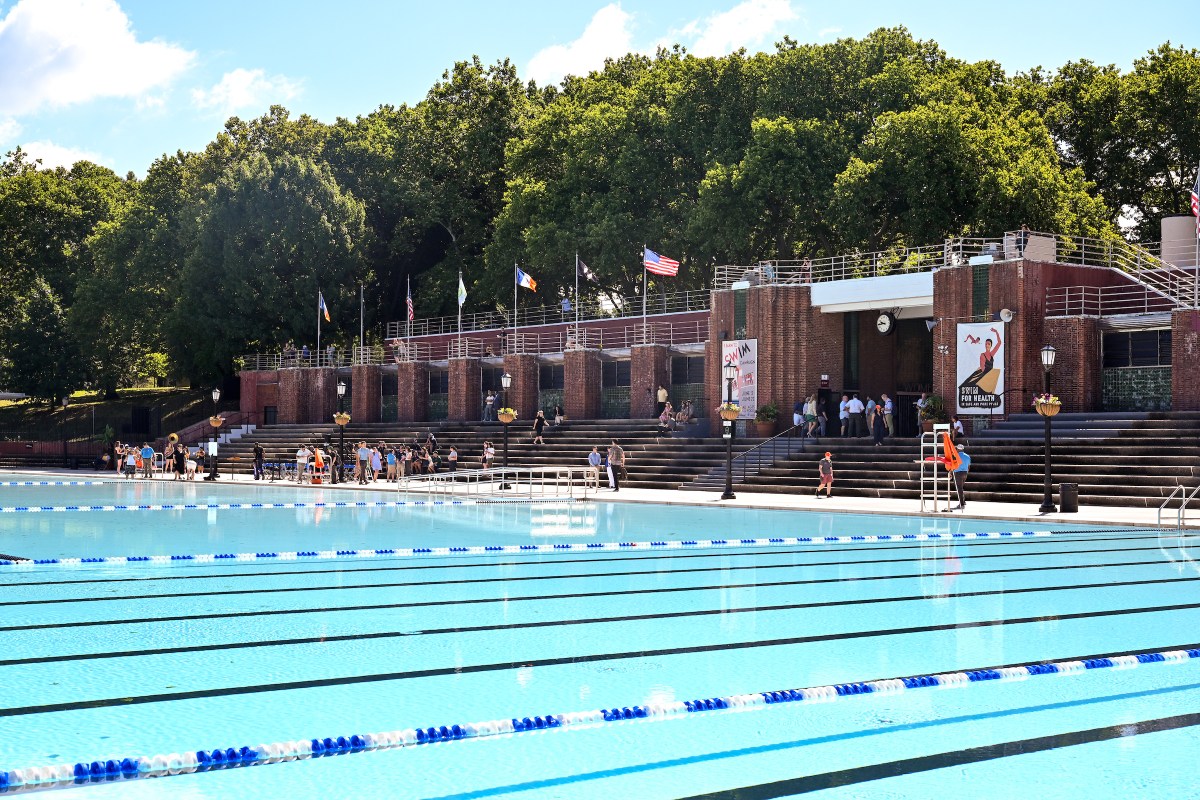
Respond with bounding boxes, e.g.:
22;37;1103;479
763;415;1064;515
1045;284;1179;318
384;289;711;340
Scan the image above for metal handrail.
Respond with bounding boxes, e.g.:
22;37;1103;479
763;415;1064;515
394;464;595;500
1045;284;1180;318
731;425;805;482
918;428;953;513
1158;484;1200;529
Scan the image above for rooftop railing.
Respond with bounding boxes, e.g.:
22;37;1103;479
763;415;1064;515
384;289;710;340
1045;284;1180;318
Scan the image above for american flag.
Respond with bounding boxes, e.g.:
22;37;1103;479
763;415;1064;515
1191;163;1200;234
406;291;414;321
643;247;679;277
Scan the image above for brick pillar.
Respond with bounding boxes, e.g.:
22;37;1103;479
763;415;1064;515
448;358;481;421
503;353;539;420
631;344;670;419
397;362;429;423
1172;310;1200;410
1044;317;1102;411
302;368;335;424
932;266;973;403
564;349;601;419
350;365;381;423
239;370;278;420
707;289;735;434
277;369;304;424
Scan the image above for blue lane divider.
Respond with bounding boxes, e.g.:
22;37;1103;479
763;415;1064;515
1;645;1195;792
0;480;110;487
0;499;474;516
0;528;1109;568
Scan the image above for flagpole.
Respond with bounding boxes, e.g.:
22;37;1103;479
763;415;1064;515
407;274;412;346
642;244;647;333
513;263;519;355
575;252;580;330
359;284;364;364
457;269;463;344
316;290;321;365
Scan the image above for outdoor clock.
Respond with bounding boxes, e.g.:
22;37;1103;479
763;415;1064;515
875;311;896;335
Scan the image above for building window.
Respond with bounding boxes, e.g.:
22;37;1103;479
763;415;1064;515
539;364;564;390
481;367;505;392
972;263;990;319
602;360;631;387
1102;330;1171;368
428;372;449;394
733;288;747;339
671;356;705;384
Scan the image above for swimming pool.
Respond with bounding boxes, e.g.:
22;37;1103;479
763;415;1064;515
1;473;1196;797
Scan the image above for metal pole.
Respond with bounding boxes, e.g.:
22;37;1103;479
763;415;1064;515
1039;368;1057;513
722;376;736;501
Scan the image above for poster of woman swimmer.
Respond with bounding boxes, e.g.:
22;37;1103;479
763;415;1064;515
960;326;1002;393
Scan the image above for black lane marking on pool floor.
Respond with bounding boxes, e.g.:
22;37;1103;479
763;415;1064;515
676;710;1200;799
2;532;1170;589
0;556;1181;629
8;573;1200;667
7;608;1200;717
6;557;1186;634
2;542;1181;607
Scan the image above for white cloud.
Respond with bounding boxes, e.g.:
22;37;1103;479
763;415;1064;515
191;68;302;116
818;26;842;38
0;117;21;144
18;139;106;169
526;4;634;86
687;0;799;57
0;0;194;117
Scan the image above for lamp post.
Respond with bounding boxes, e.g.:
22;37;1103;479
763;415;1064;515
334;381;348;484
721;359;737;500
206;387;222;480
1037;345;1057;513
61;396;69;469
499;372;513;467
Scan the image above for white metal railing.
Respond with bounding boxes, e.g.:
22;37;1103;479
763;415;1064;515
1045;284;1180;317
1158;484;1200;529
394;465;596;499
384;290;711;340
918;428;953;514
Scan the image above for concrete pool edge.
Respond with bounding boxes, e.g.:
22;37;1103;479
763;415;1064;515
2;467;1188;531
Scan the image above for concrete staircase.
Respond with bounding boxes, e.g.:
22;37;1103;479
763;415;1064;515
690;412;1200;508
213;418;768;491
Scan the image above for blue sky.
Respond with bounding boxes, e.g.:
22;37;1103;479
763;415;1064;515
0;0;1194;175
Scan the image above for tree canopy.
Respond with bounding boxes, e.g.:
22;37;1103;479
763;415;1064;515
1;29;1197;394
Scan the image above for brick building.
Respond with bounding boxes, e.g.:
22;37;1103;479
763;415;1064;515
239;227;1199;428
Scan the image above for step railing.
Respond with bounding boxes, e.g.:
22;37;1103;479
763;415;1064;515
728;425;805;483
394;465;595;499
1158;484;1200;529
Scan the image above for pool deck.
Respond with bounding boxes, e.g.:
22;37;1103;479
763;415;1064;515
3;467;1191;530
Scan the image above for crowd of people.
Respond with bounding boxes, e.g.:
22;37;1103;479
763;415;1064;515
269;433;459;484
102;440;213;480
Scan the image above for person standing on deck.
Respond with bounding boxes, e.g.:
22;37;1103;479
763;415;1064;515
953;443;972;509
816;452;834;498
607;439;625;492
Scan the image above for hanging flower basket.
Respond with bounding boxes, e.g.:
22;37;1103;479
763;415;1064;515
1032;394;1061;417
717;403;741;422
333;412;351;426
208;415;224;428
497;408;517;424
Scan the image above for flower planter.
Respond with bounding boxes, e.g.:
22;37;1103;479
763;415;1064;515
497;411;517;424
718;408;741;422
749;421;775;438
1035;404;1061;417
333;413;351;426
208;415;224;429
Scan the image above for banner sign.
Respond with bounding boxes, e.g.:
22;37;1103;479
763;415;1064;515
721;339;758;420
956;322;1005;414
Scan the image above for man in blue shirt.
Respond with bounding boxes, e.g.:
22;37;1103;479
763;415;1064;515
953;443;971;509
139;443;155;479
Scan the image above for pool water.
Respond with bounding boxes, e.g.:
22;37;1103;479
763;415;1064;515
1;473;1196;798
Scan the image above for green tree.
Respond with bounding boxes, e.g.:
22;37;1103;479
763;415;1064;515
0;277;82;403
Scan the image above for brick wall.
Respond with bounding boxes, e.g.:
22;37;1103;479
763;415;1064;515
397;362;429;423
1043;317;1102;411
1172;310;1200;410
448;358;482;421
239;370;279;419
350;365;381;423
307;368;338;425
564;349;601;419
932;266;973;402
277;369;304;424
504;354;539;420
631;344;670;418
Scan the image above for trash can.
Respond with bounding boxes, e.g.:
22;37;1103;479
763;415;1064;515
1059;483;1079;513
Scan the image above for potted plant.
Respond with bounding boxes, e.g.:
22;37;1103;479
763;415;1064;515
717;402;741;422
333;412;351;426
751;402;779;437
497;407;517;424
1032;393;1062;417
919;395;949;433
